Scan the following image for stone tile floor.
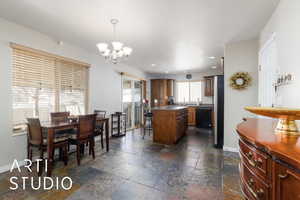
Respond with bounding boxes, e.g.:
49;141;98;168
0;127;242;200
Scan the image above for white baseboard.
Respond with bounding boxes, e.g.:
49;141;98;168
223;146;239;153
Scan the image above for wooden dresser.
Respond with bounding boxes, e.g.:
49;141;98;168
152;106;188;145
237;118;300;200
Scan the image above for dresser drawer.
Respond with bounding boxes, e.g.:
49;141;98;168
239;139;270;180
240;163;270;200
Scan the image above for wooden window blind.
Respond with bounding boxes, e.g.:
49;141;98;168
11;44;89;133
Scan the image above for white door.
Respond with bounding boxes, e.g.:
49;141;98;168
259;34;279;107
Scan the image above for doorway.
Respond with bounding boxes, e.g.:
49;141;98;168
122;77;142;130
259;33;279;107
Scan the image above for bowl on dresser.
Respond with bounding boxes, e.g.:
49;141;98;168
245;106;300;135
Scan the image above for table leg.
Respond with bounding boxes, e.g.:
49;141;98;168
47;128;54;177
105;119;109;152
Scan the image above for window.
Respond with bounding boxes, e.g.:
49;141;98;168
176;81;202;103
12;44;89;132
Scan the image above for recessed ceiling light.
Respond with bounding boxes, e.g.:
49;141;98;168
151;64;156;67
208;56;216;59
211;66;217;69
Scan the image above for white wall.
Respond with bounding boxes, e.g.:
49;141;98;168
260;0;300;108
0;17;146;171
224;39;258;150
147;71;223;104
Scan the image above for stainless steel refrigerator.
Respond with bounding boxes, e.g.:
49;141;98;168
213;75;224;149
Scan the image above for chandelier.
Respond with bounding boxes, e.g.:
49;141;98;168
97;19;132;64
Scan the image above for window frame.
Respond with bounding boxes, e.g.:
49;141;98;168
11;43;90;135
175;80;203;104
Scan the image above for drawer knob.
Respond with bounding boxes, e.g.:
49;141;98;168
279;174;289;179
246;151;253;159
257;189;265;199
248;186;265;199
247;178;255;186
256;158;263;167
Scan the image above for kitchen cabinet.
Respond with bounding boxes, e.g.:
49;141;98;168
166;79;174;97
151;79;174;107
204;76;214;96
187;106;196;126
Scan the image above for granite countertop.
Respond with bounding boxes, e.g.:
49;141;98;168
151;105;188;111
187;104;214;108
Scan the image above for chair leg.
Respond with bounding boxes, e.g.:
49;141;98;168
27;144;30;160
38;149;44;176
52;149;55;160
80;144;85;155
76;144;81;166
101;132;104;149
89;140;92;155
91;138;95;159
63;145;68;166
143;122;146;139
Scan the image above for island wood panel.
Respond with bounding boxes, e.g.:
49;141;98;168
152;107;187;145
187;106;196;126
237;118;300;200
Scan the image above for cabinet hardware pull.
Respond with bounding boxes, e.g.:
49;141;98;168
257;189;265;198
256;158;263;167
246;151;253;158
278;174;289;179
248;186;264;199
248;159;256;167
247;178;254;186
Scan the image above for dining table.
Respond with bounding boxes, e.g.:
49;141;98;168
41;117;109;176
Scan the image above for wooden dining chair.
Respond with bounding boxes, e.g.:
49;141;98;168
50;112;70;123
51;112;76;152
27;118;69;175
94;110;107;149
69;114;97;165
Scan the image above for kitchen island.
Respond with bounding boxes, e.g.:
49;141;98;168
152;106;188;145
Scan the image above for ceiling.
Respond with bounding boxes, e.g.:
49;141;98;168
0;0;279;74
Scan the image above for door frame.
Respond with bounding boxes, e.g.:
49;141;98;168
121;74;144;130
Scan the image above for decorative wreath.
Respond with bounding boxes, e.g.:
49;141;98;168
230;72;252;90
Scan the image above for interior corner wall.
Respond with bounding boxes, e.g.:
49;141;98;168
260;0;300;108
224;39;258;150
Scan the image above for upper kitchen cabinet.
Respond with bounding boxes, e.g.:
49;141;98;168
166;79;174;97
151;79;174;107
204;76;214;96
